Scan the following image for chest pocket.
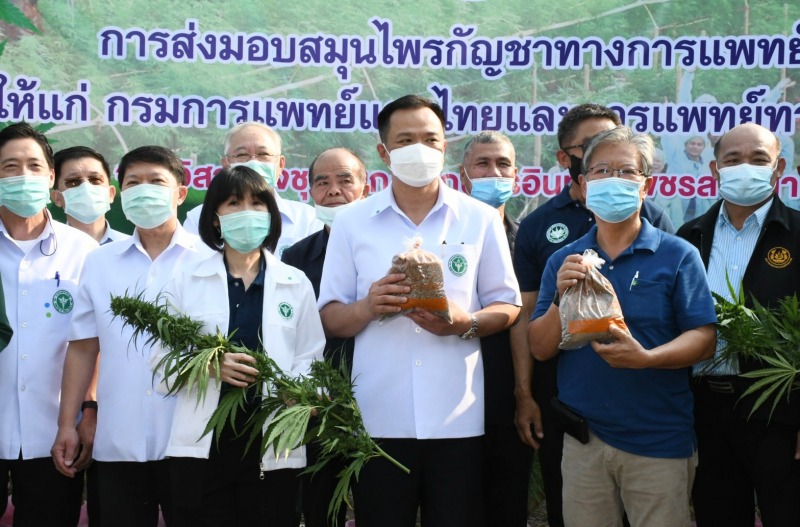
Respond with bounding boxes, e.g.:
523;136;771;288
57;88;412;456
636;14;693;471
441;243;479;309
621;279;668;329
267;297;301;330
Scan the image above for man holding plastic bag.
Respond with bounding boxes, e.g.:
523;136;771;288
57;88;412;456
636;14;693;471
529;126;717;527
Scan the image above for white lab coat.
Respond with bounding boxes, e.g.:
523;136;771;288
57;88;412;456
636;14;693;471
156;248;325;470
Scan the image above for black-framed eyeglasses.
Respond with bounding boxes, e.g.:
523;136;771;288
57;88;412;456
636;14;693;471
225;152;278;163
561;143;587;153
586;166;647;180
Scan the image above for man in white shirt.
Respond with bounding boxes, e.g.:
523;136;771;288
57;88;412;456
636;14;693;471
183;121;322;256
51;146;129;244
52;145;203;527
318;95;521;527
0;122;98;527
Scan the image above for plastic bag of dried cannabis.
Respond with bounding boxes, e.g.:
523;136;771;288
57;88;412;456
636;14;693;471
380;235;452;324
559;249;628;349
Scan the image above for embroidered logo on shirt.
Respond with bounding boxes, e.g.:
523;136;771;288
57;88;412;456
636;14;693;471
766;247;792;269
546;223;569;244
278;302;294;320
52;290;74;314
448;254;468;276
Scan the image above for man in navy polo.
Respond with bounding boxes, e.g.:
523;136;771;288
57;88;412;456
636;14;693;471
512;104;674;526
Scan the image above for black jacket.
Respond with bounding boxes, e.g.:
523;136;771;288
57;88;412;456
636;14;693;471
678;196;800;425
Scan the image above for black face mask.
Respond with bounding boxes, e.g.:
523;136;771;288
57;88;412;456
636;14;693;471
568;154;583;182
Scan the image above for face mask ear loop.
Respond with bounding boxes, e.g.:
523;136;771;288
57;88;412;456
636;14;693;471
40;212;57;257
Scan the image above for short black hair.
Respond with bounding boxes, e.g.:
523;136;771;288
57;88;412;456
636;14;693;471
557;104;621;149
54;146;111;187
307;147;367;189
377;95;446;144
118;146;185;186
0;122;54;169
198;165;282;254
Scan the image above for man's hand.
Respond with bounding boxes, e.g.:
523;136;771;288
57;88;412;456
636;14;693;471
219;352;259;387
592;324;651;369
556;254;587;297
406;301;470;337
51;428;82;478
72;409;97;471
514;395;543;449
363;273;410;319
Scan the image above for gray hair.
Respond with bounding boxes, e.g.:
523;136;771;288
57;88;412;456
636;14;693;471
461;130;515;163
223;121;283;155
583;126;654;177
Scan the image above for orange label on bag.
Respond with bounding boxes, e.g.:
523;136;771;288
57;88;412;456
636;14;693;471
399;296;449;314
568;317;627;335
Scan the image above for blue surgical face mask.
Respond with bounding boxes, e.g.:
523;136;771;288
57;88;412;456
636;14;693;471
717;163;776;206
231;160;279;188
585;178;643;223
0;174;51;218
121;184;176;229
468;174;514;208
61;183;111;224
218;210;271;254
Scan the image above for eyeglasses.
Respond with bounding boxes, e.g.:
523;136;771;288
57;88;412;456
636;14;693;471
225;152;278;163
561;143;587;153
586;166;647;180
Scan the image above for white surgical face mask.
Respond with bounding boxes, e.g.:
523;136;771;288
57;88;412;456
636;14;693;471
61;183;111;224
315;201;357;228
717;163;776;206
121;184;176;229
230;160;279;188
385;143;444;187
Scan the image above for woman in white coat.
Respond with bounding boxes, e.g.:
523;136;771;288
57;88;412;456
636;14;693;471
162;165;325;527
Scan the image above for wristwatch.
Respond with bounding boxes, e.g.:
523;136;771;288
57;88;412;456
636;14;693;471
460;314;479;340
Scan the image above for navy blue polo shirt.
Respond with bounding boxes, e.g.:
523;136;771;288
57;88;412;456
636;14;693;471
515;183;675;293
226;255;266;353
532;220;716;458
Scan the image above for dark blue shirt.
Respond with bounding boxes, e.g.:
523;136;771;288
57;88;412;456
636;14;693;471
532;220;717;458
282;229;353;373
226;255;266;353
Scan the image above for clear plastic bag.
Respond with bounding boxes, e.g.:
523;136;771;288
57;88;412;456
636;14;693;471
380;235;452;324
558;249;628;350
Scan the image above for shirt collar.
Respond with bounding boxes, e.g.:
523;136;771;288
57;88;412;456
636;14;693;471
273;192;295;226
369;182;460;223
552;183;581;209
111;223;196;256
575;218;660;257
193;248;299;284
225;252;266;287
718;198;772;231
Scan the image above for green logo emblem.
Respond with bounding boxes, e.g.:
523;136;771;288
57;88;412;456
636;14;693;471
53;290;74;314
448;254;468;277
278;302;294;320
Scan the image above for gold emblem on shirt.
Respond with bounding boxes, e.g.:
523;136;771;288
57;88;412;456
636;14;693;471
766;247;792;269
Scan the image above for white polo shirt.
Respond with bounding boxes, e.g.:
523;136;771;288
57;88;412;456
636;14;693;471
69;225;203;462
0;214;98;460
318;183;521;439
183;193;322;258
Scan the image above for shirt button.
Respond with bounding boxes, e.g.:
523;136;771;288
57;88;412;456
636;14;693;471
234;282;240;287
21;322;27;328
146;389;153;396
21;354;27;360
415;360;422;366
415;327;421;333
609;265;614;270
20;386;26;392
21;290;27;296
